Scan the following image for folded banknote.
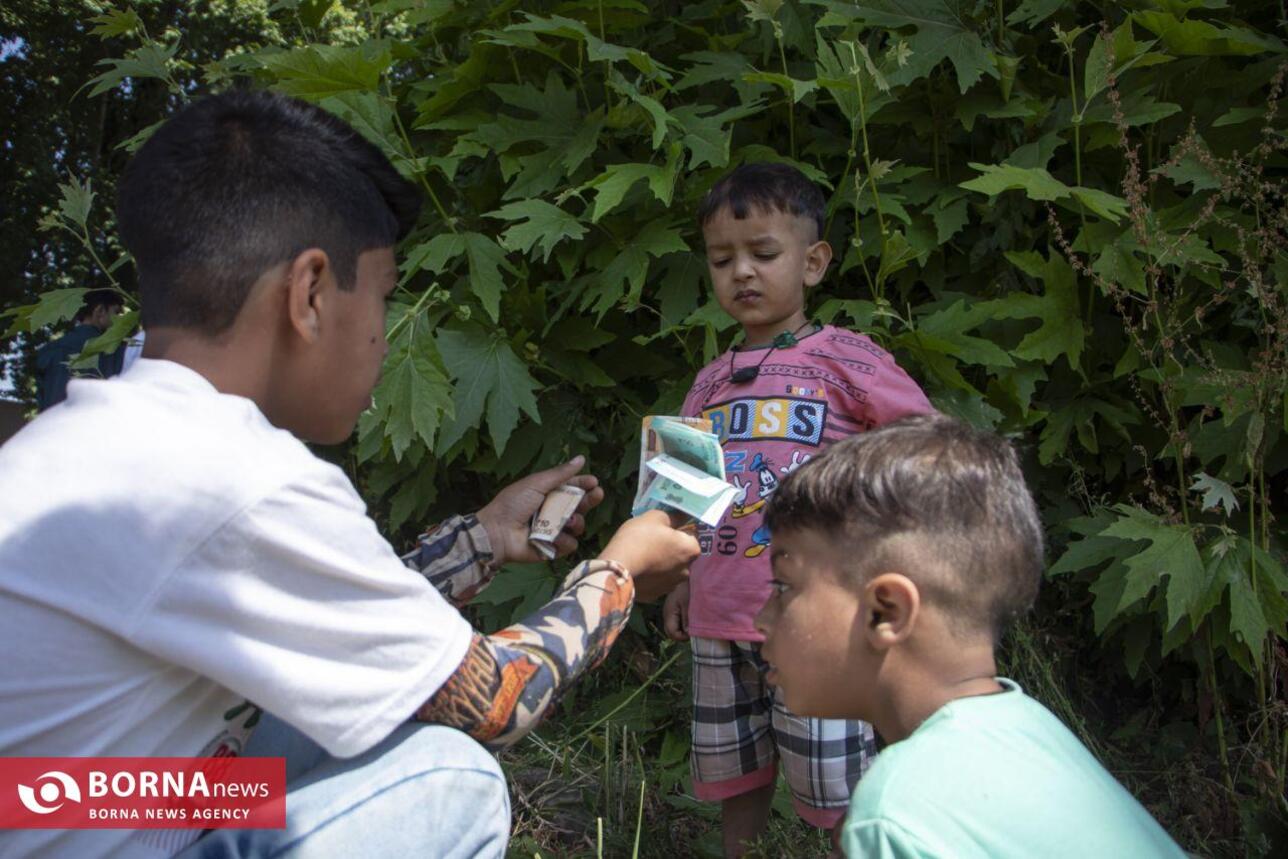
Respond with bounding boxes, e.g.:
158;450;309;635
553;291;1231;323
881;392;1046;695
632;416;737;526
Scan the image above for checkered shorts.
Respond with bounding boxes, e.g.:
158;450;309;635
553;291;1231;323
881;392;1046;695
689;637;877;828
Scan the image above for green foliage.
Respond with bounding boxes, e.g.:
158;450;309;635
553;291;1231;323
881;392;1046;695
7;0;1288;853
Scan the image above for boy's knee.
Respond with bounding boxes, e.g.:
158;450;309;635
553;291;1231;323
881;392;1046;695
391;724;511;846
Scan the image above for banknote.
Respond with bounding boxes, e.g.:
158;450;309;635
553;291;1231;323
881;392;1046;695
632;416;736;526
528;484;586;560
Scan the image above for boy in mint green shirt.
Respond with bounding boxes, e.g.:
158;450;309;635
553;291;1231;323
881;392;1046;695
754;414;1186;858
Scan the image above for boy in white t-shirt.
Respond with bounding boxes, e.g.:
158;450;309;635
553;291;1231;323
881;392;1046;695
0;90;697;859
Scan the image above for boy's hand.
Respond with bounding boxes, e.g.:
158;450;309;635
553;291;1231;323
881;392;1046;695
476;456;604;566
663;579;691;641
599;510;699;603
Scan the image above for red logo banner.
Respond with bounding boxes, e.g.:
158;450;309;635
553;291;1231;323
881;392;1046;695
0;758;286;829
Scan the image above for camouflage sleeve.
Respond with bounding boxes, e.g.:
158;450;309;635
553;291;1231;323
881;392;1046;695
401;514;497;608
414;559;634;751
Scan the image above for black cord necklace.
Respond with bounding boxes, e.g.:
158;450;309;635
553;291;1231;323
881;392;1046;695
729;321;816;383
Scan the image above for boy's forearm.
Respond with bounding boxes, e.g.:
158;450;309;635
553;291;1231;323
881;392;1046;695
401;514;497;607
414;560;634;751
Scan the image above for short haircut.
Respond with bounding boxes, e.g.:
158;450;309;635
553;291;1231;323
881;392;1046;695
76;288;124;322
766;414;1044;639
117;89;421;335
697;162;827;242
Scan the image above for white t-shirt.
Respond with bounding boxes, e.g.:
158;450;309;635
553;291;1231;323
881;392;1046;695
0;359;474;858
120;328;146;373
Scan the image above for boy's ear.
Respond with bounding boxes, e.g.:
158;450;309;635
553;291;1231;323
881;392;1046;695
283;248;332;344
863;572;920;650
803;239;832;287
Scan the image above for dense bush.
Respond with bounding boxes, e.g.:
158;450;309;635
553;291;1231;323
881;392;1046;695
4;1;1286;854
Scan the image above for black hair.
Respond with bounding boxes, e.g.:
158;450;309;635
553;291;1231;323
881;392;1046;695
697;162;827;241
766;414;1045;640
117;89;421;334
75;288;124;323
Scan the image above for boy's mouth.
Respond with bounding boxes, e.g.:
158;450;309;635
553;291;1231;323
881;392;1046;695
733;289;761;303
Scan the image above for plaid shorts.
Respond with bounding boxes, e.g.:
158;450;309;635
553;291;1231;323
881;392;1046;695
689;637;877;829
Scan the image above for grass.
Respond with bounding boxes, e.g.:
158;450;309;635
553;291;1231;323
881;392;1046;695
497;625;834;858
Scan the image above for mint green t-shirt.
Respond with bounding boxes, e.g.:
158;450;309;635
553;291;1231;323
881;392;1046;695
843;679;1186;859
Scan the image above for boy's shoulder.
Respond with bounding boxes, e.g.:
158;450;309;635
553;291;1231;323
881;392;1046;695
809;324;893;365
846;685;1186;858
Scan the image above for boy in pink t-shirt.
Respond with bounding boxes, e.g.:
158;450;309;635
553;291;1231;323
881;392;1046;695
664;163;932;856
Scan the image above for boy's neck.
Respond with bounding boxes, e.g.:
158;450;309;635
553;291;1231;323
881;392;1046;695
870;637;1003;745
740;312;812;349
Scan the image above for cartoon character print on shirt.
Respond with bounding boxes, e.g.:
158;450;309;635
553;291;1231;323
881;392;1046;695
729;453;775;520
742;451;811;558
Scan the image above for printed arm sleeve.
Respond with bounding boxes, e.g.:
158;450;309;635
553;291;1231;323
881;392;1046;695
401;514;497;608
415;559;634;751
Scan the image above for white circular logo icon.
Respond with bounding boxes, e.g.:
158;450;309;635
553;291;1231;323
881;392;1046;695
17;771;81;814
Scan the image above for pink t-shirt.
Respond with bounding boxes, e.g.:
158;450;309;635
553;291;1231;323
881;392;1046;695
680;325;933;641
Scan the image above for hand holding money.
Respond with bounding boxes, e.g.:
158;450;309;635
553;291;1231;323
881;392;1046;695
599;509;700;603
475;456;603;566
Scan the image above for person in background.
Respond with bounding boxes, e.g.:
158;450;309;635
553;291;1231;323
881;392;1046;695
34;287;125;410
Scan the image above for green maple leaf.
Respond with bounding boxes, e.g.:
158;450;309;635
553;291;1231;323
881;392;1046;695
85;43;178;98
675;51;755;91
473;73;600;176
960;163;1128;223
1132;11;1276;58
487;200;588;262
931;195;970;243
1190;472;1239;517
404;233;513;323
654;252;705;329
54;175;96;230
588;149;681;222
742;71;819;103
992;251;1085;369
672;103;762;172
827;1;998;93
437;324;542;453
1101;505;1208;633
26;288;91;331
259;43;392;99
911;299;1014;368
610;74;672;150
1005;0;1064;27
89;8;143;38
581;222;689;317
320;92;406;171
501;13;666;78
1201;536;1288;669
69;309;140;370
369;318;453;459
959;163;1068;200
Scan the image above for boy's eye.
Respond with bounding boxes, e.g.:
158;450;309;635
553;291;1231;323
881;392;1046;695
770;579;789;595
709;257;731;268
754;252;779;261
